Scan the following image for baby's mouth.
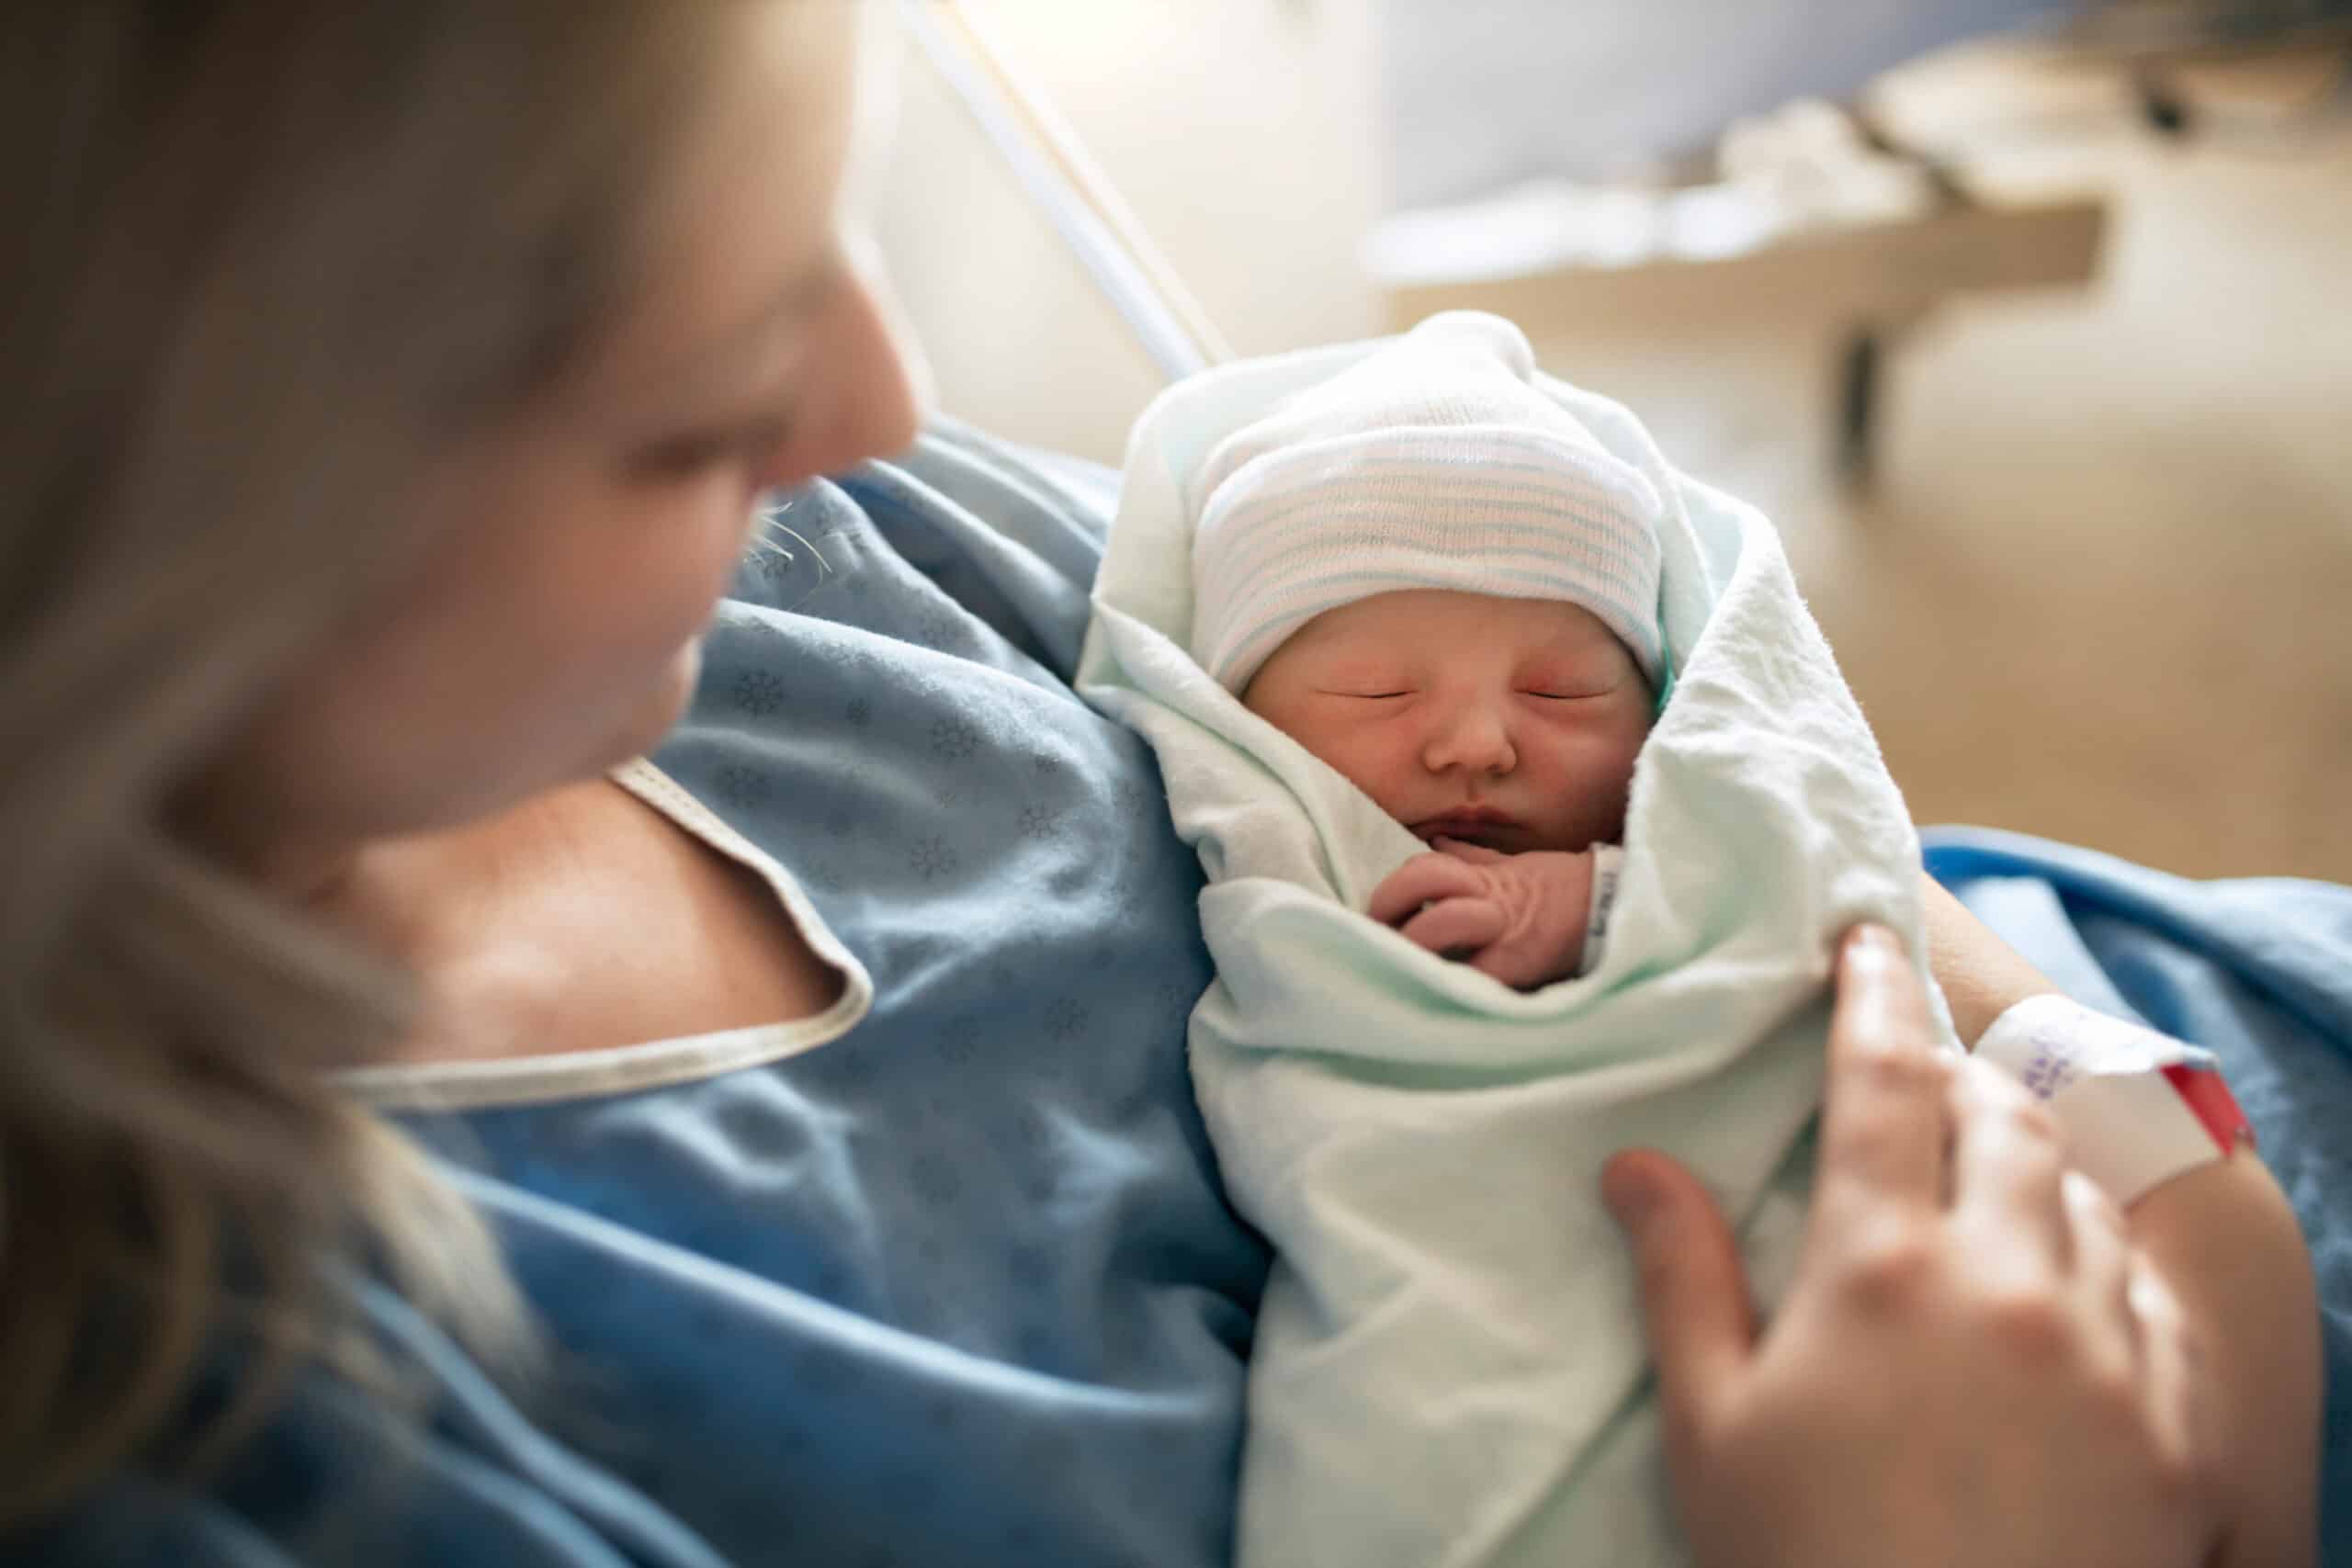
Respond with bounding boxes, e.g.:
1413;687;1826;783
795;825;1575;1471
1412;808;1522;846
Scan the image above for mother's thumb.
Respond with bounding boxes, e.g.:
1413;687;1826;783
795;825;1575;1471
1603;1150;1755;1448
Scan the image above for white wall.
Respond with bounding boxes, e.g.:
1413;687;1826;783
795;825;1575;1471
867;0;1384;465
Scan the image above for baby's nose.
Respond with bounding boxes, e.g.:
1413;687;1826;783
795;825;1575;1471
1424;704;1517;774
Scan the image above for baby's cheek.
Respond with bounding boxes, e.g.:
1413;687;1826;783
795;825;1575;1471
1547;731;1643;829
1321;734;1415;812
1575;700;1651;776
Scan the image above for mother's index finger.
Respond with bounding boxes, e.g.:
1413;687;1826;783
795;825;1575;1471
1816;925;1951;1213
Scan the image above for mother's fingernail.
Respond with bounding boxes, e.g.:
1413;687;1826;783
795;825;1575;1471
1845;924;1896;962
1600;1156;1660;1228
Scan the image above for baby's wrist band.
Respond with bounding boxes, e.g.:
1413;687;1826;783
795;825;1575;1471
1577;844;1625;978
1973;994;2252;1207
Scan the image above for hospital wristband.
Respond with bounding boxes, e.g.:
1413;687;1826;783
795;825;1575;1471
1577;843;1625;978
1973;994;2251;1208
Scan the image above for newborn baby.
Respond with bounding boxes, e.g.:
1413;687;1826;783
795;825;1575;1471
1188;313;1667;989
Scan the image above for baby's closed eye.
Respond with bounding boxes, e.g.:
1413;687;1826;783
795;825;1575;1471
1519;675;1621;701
1312;668;1419;700
1515;649;1627;700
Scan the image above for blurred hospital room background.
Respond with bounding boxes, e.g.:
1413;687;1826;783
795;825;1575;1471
865;0;2352;884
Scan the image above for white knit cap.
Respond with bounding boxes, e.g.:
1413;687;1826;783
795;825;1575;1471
1188;311;1666;694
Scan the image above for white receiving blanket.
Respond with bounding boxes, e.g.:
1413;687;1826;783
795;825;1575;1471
1076;334;1951;1567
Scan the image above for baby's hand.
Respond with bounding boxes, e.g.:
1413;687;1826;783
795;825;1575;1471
1367;839;1596;989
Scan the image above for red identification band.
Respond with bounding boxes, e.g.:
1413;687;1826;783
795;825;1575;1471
2160;1062;2254;1154
1975;994;2243;1206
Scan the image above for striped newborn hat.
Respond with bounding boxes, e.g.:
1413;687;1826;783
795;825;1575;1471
1188;311;1666;695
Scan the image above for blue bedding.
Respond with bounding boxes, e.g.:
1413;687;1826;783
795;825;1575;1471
1926;828;2352;1561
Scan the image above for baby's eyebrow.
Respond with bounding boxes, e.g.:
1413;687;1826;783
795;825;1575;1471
1520;649;1600;671
1528;633;1617;665
1317;659;1413;682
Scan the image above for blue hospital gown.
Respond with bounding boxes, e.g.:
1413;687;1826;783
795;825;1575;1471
21;422;1269;1567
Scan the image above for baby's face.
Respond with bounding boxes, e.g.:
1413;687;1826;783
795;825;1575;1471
1241;589;1654;853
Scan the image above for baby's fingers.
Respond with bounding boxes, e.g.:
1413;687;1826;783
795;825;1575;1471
1368;854;1487;926
1398;897;1507;960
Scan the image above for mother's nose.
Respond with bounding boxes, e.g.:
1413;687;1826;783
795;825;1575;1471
1421;700;1517;775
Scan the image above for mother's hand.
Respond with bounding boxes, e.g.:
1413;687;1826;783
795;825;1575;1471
1603;926;2223;1568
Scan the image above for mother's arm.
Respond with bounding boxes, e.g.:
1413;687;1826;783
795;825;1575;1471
1919;872;2065;1046
1922;875;2321;1567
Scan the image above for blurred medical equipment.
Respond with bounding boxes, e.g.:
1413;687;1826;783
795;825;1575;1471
1370;0;2352;479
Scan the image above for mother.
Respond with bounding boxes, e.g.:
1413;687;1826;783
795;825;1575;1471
0;5;2262;1564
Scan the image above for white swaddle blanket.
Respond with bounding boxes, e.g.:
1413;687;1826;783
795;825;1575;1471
1075;332;1951;1567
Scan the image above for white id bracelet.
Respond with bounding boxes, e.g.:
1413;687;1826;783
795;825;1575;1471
1576;844;1626;978
1973;994;2251;1207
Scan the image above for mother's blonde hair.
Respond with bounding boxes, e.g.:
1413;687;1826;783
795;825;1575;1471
0;1;748;1527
